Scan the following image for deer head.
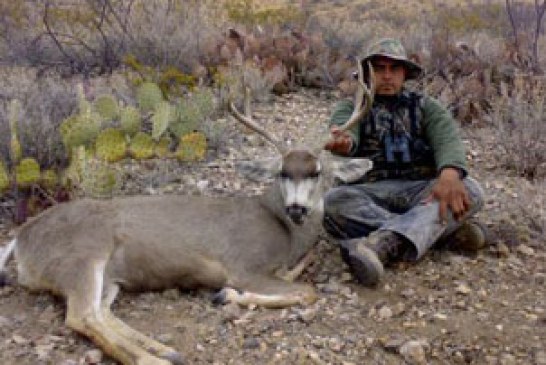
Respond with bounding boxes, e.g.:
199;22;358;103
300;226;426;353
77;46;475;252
229;60;375;225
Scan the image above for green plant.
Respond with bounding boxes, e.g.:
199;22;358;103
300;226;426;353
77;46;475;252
93;94;119;121
129;132;155;160
0;160;10;193
15;157;41;188
9;99;22;165
41;169;59;190
79;157;121;199
59;112;102;152
120;105;141;136
170;88;215;139
95;128;127;163
175;132;207;162
154;136;172;158
136;82;164;111
151;101;173;141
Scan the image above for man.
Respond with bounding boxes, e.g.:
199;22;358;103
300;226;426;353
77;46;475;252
323;38;486;287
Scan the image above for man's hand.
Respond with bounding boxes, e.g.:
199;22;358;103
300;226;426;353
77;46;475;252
425;167;471;223
324;126;353;155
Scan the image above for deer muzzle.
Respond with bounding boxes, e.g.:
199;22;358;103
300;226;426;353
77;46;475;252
285;204;308;225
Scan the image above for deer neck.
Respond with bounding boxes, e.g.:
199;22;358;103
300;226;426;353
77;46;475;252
260;181;324;266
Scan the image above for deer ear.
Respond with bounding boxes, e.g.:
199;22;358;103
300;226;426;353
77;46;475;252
236;158;282;182
331;158;373;183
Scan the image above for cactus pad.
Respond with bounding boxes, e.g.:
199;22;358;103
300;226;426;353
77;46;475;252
60;113;102;150
0;160;10;193
41;169;59;190
95;128;127;163
136;82;163;111
154;137;172;158
151;101;172;141
15;158;41;188
129;132;155;160
175;132;207;162
93;94;119;121
120;106;141;136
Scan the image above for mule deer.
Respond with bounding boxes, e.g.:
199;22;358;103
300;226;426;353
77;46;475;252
0;61;374;365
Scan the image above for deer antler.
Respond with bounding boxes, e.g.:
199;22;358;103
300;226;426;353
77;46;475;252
337;60;375;133
229;101;286;154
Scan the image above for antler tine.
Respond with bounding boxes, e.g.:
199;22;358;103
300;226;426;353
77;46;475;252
228;102;286;154
338;60;375;133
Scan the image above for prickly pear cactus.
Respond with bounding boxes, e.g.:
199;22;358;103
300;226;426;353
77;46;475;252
170;101;200;139
0;160;10;193
175;132;207;162
95;128;127;163
129;132;155;160
15;158;41;188
60;112;102;151
80;157;121;199
62;146;88;188
41;169;59;190
136;82;163;111
151;101;173;141
120;106;141;136
154;136;172;158
93;94;119;121
9;99;22;165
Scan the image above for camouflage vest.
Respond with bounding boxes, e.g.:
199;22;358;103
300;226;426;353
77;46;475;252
355;90;436;181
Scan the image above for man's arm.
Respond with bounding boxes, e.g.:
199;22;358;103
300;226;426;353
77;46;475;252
422;96;470;222
325;100;360;156
421;96;468;177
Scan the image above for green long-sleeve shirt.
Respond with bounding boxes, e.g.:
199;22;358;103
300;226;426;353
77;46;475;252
329;91;467;178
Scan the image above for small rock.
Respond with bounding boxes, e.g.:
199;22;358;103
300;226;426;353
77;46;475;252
516;245;535;256
399;340;428;365
297;307;318;323
499;353;516;365
11;334;29;345
455;283;472;295
83;349;103;364
156;333;174;345
377;305;393;320
242;337;260;350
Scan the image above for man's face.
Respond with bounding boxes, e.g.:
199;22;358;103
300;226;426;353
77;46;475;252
370;57;406;96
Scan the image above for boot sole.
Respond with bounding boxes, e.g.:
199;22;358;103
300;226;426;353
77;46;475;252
347;245;384;287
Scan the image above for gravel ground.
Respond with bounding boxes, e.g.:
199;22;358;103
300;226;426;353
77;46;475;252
0;89;544;365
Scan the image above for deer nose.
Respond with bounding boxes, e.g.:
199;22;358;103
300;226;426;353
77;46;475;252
286;204;308;225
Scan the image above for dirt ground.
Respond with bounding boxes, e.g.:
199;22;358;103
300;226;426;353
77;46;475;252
0;90;544;365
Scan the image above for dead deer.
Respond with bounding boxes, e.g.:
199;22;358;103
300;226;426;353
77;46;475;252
0;62;374;365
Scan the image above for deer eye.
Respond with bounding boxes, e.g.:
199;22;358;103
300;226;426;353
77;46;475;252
309;171;320;179
279;171;289;179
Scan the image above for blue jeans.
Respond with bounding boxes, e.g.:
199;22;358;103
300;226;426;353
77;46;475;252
323;177;484;260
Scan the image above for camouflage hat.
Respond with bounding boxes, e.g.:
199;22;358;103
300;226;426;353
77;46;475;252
361;38;423;80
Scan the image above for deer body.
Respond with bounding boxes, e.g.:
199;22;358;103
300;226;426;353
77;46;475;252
0;60;374;365
15;185;321;298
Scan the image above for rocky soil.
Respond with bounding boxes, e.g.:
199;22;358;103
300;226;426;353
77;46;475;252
0;90;544;365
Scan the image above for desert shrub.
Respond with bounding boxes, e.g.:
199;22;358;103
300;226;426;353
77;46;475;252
490;74;545;180
225;0;304;29
0;68;77;169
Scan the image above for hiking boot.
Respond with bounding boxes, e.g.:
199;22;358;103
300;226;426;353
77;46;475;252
449;219;488;252
343;231;405;287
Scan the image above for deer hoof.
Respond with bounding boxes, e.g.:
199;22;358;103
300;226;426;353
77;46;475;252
162;351;186;365
0;270;10;287
211;289;228;305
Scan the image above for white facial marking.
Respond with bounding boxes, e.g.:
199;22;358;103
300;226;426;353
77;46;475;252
282;178;317;207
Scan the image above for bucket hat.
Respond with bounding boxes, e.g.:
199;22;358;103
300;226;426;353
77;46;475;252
361;38;423;80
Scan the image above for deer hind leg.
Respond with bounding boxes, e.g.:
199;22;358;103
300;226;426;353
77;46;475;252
64;260;175;365
213;275;317;308
100;283;185;364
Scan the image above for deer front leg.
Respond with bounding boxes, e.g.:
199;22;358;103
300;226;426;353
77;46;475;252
63;262;175;365
276;248;316;282
212;275;317;308
101;283;185;364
